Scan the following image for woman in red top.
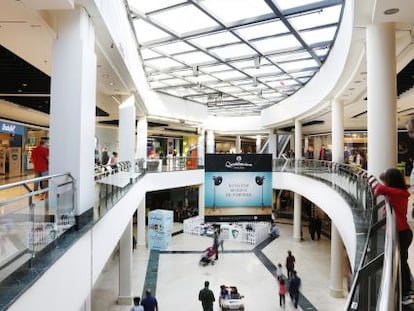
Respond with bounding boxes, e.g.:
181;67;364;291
375;168;412;303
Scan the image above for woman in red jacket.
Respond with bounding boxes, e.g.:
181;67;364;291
375;168;413;304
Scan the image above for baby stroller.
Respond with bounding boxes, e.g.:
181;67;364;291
199;246;216;266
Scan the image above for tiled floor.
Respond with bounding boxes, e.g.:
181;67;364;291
91;223;348;311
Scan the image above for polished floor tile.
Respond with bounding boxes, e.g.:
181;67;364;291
92;223;348;311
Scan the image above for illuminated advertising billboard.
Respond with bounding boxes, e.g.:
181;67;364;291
204;154;272;222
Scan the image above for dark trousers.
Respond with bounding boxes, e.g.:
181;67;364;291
213;246;219;260
279;293;285;306
289;291;299;308
400;229;413;296
287;268;294;279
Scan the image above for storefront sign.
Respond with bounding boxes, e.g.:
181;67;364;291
0;121;25;136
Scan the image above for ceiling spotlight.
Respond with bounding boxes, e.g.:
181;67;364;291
109;82;114;86
384;8;399;15
254;57;261;69
22;83;27;87
192;65;199;77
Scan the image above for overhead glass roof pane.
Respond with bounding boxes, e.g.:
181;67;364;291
232;79;254;86
253;35;301;54
288;5;342;30
174;87;201;97
162;78;191;86
175;69;195;77
140;49;162;59
236;20;288;40
278;59;318;72
133;19;171;43
314;47;329;57
268;50;311;63
200;64;233;73
189;32;240;49
187;75;218;83
300;26;337;46
145;57;183;70
201;0;274;24
275;0;323;11
149;73;172;81
150;81;168;88
290;70;316;78
151;4;219;35
244;65;282;76
212;70;248;80
210;43;257;60
154;41;195;55
216;86;243;93
128;0;185;14
174;51;216;65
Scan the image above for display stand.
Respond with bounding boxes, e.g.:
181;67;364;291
8;147;21;177
148;209;173;250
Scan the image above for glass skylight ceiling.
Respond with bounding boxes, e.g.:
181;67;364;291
127;0;344;117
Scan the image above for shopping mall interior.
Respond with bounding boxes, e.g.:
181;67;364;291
1;0;414;310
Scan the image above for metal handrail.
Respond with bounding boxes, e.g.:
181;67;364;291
0;172;73;191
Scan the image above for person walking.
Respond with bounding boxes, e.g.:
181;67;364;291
288;270;301;309
131;297;144;311
31;137;49;198
199;280;215;311
141;289;158;311
375;168;413;305
213;230;219;260
314;215;322;240
278;277;287;308
285;250;295;280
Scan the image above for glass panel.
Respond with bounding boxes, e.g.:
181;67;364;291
128;0;185;14
161;78;191;86
202;0;274;24
149;73;172;80
232;79;254;86
288;5;342;30
300;26;337;45
230;59;255;69
149;81;168;88
186;75;218;83
140;49;162;59
210;43;257;60
298;77;311;83
290;70;316;78
278;59;319;72
151;4;219;35
154;41;195;55
236;20;288;40
268;50;311;63
275;0;323;11
189;32;240;48
244;65;282;76
253;35;301;54
200;64;233;73
173;51;216;65
314;46;329;57
133;19;172;43
212;70;248;80
174;87;200;96
216;86;243;93
175;69;195;77
145;57;183;70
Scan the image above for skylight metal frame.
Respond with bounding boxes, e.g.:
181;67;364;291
127;0;344;117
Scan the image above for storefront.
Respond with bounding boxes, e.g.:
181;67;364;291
0;121;25;177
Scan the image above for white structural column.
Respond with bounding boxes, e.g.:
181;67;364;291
119;96;136;171
206;130;215;153
256;136;261;153
366;23;397;176
118;220;133;304
49;8;96;217
198;183;205;217
197;129;205;167
236;135;241;153
268;130;277;159
137;198;146;246
136;117;148;161
330;98;345;297
293;120;302;241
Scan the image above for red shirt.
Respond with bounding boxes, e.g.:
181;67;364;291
31;145;49;172
374;184;410;231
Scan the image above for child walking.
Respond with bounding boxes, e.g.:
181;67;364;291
278;277;287;308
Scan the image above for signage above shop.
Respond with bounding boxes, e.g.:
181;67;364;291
0;121;25;136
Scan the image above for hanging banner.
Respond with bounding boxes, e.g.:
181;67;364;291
204;154;272;222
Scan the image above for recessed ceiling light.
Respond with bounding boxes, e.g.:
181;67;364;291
17;89;22;92
384;8;399;15
22;83;27;87
109;82;114;86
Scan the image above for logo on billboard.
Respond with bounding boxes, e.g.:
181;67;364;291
225;155;253;170
1;123;16;133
